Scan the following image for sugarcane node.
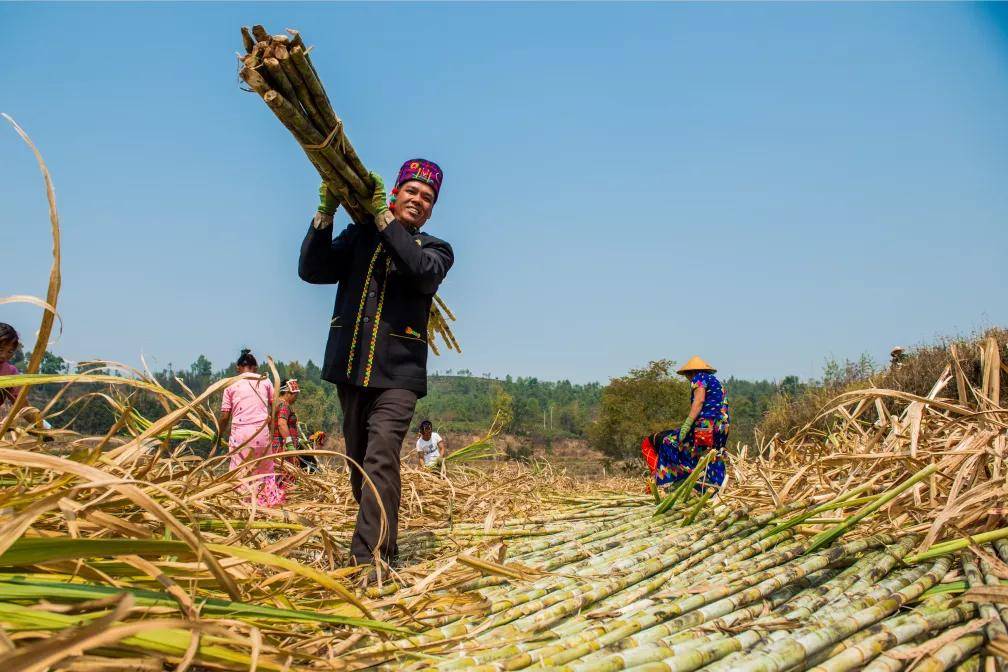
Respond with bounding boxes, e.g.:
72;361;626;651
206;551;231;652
251;24;269;42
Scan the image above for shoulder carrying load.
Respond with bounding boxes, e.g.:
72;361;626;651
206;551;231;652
237;25;460;355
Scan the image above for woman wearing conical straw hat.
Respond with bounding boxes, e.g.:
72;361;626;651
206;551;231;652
641;356;731;491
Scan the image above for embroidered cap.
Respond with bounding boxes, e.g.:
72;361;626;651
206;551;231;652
280;378;300;394
393;158;443;203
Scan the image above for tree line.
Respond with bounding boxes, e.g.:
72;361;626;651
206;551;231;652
14;328;1002;461
12;349;784;457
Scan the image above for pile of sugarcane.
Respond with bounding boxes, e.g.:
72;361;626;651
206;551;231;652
358;495;1008;672
236;25;459;355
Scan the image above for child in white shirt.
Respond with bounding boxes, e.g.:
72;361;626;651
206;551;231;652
415;420;447;468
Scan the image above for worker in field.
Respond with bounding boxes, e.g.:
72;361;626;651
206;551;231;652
890;346;906;368
299;159;453;572
415;419;448;469
641;356;731;491
218;349;279;505
0;323;53;437
0;323;23;411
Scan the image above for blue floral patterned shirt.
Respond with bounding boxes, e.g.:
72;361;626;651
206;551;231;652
690;372;730;425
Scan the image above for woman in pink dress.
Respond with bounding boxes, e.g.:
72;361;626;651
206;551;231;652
218;349;276;505
0;324;23;417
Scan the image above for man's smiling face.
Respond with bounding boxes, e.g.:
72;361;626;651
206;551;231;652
395;180;436;229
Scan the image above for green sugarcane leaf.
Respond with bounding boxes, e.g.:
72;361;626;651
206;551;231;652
0;537;370;618
0;538;192;565
0;601;275;668
0;578;408;633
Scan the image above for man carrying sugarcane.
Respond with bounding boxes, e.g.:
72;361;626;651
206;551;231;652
298;159;453;571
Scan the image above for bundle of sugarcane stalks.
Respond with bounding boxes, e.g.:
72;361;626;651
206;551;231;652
237;24;460;355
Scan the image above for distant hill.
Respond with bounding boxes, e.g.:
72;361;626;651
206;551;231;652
13;350;781;452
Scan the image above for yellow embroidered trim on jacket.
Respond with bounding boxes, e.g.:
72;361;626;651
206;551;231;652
346;244;383;379
362;258;391;387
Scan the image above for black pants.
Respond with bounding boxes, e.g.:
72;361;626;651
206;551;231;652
337;384;417;564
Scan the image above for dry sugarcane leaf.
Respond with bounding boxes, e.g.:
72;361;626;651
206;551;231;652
889;616;993;659
456;554;541;581
968;547;1008;580
0;116;61;438
963;585;1008;604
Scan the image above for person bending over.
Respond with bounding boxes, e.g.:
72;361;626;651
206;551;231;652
415;419;447;468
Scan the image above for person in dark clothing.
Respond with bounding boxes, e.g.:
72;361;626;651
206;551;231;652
298;158;453;568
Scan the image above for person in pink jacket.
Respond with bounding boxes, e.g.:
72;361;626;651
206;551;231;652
218;349;276;505
0;324;23;411
1;323;54;437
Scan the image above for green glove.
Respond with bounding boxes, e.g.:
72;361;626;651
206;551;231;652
679;417;694;443
318;182;339;215
366;172;389;216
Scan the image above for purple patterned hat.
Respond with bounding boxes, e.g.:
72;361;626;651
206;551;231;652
394;158;443;202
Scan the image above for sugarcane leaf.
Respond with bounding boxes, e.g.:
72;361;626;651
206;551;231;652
0;577;377;627
0;537;371;619
963;585;1008;604
888;616;992;659
0;538;192;566
0;602;270;668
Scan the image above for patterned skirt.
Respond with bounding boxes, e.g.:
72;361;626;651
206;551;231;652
645;418;729;490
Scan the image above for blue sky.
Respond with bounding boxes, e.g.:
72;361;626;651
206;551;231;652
2;2;1007;384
